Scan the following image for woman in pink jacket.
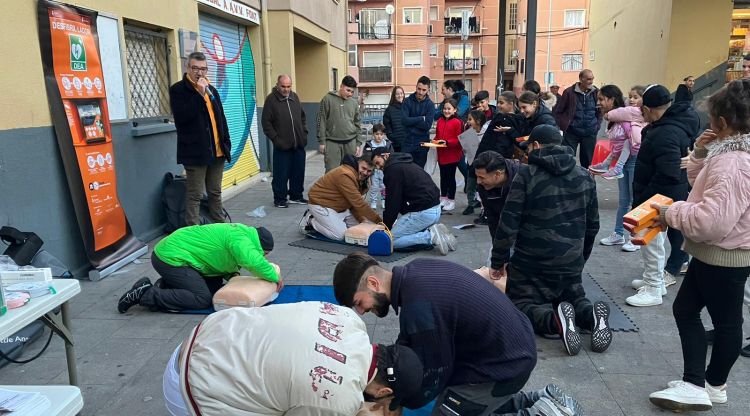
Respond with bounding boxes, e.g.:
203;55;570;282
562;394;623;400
648;79;750;412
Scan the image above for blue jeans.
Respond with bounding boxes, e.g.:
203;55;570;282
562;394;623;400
614;156;636;236
391;205;441;248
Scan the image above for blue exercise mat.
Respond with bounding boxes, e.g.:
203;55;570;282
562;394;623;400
171;285;338;314
404;402;435;415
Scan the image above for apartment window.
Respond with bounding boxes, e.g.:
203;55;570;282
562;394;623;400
505;38;517;67
348;8;352;23
360;9;390;39
429;43;438;57
403;50;422;67
447;44;473;59
124;25;170;119
430;80;438;97
430;6;439;21
508;2;518;30
562;54;584;71
362;51;391;67
564;10;585;28
448;7;472;18
348;45;357;67
403;8;422;24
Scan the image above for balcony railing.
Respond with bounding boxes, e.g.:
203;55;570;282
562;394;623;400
359;66;392;83
358;22;392;40
444;17;480;35
444;58;481;71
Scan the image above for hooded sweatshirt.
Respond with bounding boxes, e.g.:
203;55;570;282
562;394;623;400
154;223;279;283
401;93;436;152
491;145;599;275
317;91;362;144
633;101;700;206
382;153;441;228
663;133;750;267
481;111;525;159
308;155;382;223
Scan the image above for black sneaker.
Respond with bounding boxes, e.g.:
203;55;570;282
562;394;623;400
462;205;475;215
557;302;582;356
591;301;612;353
288;197;308;205
473;215;488;225
274;201;289;208
543;384;584;416
118;277;152;313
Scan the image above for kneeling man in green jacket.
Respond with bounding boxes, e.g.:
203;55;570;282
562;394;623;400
117;223;281;313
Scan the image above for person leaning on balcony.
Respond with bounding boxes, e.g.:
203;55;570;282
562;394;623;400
169;51;231;226
261;75;309;209
317;75;364;172
553;69;601;168
401;75;436;168
383;86;407;152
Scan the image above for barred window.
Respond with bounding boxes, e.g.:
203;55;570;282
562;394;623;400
562;54;583;71
124;26;170;119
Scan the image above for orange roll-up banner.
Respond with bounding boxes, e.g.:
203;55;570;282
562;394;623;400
38;0;144;273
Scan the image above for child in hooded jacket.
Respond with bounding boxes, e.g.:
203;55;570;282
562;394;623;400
433;98;464;212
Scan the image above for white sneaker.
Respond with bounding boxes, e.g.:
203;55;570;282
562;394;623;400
439;196;447;207
429;224;449;256
667;380;727;404
626;285;663;307
600;232;625;246
380;198;386;209
664;271;677;287
435;224;457;251
622;240;640;252
442;199;455;211
370;202;377;209
631;279;667;296
650;380;712;412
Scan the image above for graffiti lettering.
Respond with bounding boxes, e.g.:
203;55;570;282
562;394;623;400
318;318;343;342
319;302;340;316
314;342;346;364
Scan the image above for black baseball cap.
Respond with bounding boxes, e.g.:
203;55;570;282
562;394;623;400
380;344;424;411
528;124;563;146
256;227;274;251
642;84;672;108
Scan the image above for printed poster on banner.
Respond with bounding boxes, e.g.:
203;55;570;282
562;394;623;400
37;0;144;271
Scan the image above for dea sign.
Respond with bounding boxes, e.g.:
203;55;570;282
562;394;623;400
69;34;87;71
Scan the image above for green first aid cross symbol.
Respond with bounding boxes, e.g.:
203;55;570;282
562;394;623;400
69;34;87;71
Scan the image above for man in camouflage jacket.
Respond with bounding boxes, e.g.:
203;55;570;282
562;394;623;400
489;125;612;356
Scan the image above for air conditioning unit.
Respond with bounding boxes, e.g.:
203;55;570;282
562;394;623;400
428;24;433;34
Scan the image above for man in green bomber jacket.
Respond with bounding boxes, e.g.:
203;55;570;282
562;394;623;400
117;223;281;313
317;75;363;172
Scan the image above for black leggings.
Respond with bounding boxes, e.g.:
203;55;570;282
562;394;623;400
439;162;458;199
673;257;750;387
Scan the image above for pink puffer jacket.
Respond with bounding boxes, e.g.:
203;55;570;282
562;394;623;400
605;106;645;155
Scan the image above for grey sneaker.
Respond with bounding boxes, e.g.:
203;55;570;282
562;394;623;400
600;232;625;246
435;223;457;251
557;302;582;356
429;224;449;256
591;301;612;353
542;384;584;415
664;271;677;287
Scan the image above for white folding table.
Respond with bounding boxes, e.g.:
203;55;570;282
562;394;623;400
1;385;83;416
0;279;81;385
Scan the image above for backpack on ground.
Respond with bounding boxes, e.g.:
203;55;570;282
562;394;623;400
162;173;231;233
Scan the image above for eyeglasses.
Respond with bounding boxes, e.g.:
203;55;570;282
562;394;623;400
190;65;208;72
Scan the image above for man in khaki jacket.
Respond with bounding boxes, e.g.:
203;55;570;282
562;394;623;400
304;154;382;240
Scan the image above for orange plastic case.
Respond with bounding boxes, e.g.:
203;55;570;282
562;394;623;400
632;227;663;246
623;194;673;226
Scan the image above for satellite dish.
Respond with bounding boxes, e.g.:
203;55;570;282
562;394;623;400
385;4;395;15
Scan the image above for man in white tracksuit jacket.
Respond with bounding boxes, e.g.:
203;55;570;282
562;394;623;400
163;301;423;415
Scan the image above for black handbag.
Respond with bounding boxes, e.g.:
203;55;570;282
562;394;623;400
0;226;44;266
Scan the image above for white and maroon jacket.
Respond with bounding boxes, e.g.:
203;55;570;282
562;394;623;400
178;302;372;415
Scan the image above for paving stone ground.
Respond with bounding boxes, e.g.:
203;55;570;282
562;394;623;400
2;152;748;415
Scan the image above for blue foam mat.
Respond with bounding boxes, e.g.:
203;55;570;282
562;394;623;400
171;285;338;315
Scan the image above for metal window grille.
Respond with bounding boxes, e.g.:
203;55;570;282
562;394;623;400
562;54;584;71
124;26;170;119
509;3;518;30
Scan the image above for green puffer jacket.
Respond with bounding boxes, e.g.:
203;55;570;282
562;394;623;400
154;223;278;283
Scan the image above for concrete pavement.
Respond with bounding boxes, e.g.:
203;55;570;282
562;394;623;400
1;153;748;415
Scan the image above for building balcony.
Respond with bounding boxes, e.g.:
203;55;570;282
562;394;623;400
359;66;392;83
444;58;481;73
444;17;480;36
357;22;393;43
